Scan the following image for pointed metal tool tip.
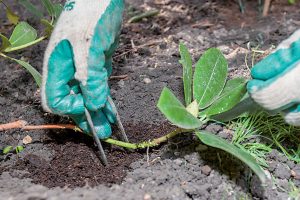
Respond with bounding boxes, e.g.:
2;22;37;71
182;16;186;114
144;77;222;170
84;108;108;166
107;96;129;143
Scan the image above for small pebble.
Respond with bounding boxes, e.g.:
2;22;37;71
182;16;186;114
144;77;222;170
205;124;222;133
218;131;229;139
201;165;212;176
292;166;300;180
117;80;125;88
173;158;183;166
287;160;296;169
268;161;278;172
274;163;291;179
143;78;151;84
144;193;151;200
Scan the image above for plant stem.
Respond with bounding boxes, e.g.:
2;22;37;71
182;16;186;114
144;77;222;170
128;9;159;23
4;36;47;52
0;120;190;149
104;128;189;149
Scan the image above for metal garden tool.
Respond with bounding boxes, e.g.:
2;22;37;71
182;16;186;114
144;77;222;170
85;97;129;165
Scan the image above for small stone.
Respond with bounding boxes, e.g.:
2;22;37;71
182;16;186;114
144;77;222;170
274;163;291;179
143;78;151;84
117;80;125;88
218;131;229;139
22;135;32;145
201;165;212;176
144;193;151;200
277;155;288;163
292;166;300;180
205;124;222;133
287;160;296;169
268;161;278;172
277;179;289;191
195;144;208;152
173;158;183;166
268;149;279;160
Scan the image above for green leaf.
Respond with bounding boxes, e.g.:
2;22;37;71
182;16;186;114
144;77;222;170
41;19;54;36
157;87;202;129
41;0;55;18
53;4;63;20
18;0;44;18
15;145;24;153
203;78;247;116
193;48;228;109
186;100;199;117
0;33;11;51
12;58;42;87
179;42;193;106
3;146;13;154
196;131;267;184
288;0;296;4
9;22;37;48
6;8;19;25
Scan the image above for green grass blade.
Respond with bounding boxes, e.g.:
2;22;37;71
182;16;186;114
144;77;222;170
203;78;247;116
41;0;55;18
18;0;44;18
53;4;63;20
179;42;193;106
196;131;267;184
9;22;37;48
0;33;11;50
157;87;202;129
6;8;19;25
11;58;42;87
193;48;228;109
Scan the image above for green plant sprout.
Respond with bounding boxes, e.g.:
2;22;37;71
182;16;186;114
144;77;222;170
155;43;267;183
288;180;300;200
2;145;24;154
101;44;267;183
0;0;62;87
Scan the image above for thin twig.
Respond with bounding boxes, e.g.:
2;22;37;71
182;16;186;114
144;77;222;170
113;39;162;59
109;75;128;80
128;10;159;23
263;0;271;17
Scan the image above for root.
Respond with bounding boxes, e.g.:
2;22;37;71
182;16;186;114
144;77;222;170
0;120;189;150
0;120;80;132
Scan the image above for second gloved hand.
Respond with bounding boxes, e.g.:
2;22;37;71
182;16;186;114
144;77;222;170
41;0;124;138
247;29;300;126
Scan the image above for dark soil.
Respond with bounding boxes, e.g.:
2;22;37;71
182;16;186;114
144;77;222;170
11;123;174;188
1;0;300;199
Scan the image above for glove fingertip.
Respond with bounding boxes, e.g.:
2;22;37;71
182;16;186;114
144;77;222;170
283;105;300;126
247;79;266;93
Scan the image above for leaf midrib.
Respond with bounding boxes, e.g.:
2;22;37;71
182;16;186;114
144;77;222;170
10;28;33;47
198;54;221;106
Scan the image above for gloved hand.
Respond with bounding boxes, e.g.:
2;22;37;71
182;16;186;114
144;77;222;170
247;29;300;126
41;0;124;139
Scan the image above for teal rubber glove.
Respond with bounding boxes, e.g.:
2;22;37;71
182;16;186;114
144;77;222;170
41;0;124;139
247;29;300;126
